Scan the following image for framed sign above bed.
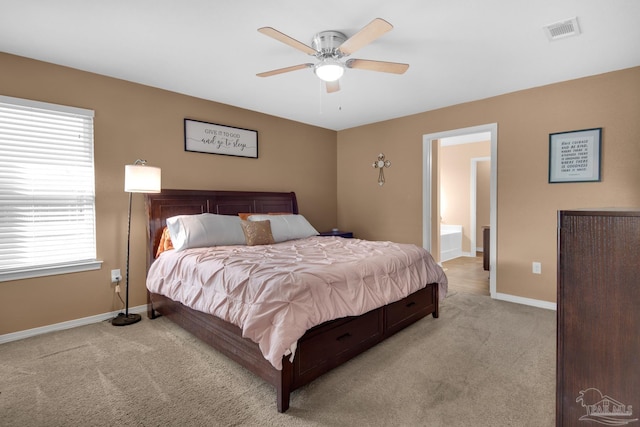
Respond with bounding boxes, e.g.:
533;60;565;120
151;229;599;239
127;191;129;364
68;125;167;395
184;119;258;158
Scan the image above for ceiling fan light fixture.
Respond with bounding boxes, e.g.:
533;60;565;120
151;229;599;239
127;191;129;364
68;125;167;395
257;19;407;93
314;59;344;82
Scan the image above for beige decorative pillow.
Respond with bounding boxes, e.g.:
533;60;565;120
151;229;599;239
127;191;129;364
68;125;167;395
241;219;275;246
246;214;318;242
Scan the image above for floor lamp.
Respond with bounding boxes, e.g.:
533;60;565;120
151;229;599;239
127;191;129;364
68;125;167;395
112;159;161;326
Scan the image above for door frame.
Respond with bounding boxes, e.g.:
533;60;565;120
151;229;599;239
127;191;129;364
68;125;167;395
422;123;497;297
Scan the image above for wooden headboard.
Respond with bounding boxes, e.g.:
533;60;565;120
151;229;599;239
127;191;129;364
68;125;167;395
144;189;298;269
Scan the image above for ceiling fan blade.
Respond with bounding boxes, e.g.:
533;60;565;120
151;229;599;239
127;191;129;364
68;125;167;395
257;63;313;77
258;27;317;55
345;59;409;74
338;18;393;56
326;80;340;93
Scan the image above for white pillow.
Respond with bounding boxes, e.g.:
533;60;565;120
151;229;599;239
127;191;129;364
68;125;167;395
166;213;246;250
247;214;318;243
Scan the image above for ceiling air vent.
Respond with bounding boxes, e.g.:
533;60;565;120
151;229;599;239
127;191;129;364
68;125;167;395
543;17;581;41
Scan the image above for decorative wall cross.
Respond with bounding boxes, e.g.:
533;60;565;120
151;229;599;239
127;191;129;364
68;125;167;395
372;153;391;186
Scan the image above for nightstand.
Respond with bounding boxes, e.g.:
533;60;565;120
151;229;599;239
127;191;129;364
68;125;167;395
319;230;353;238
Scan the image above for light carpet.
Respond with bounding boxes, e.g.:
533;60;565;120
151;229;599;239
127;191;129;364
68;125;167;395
0;292;556;426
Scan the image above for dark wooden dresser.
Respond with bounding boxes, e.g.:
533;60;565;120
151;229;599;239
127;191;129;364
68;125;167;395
557;209;640;426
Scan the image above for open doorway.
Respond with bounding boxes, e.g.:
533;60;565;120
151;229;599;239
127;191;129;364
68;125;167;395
422;124;497;297
440;136;490;260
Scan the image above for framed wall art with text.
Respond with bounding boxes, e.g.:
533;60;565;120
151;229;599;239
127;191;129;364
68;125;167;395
549;127;601;183
184;119;258;158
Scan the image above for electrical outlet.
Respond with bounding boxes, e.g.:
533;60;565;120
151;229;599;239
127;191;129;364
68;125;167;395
532;262;542;275
111;269;122;283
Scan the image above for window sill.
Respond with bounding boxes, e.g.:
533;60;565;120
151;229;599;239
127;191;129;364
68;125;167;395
0;260;103;282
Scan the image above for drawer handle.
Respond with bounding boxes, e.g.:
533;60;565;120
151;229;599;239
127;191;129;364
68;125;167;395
406;301;416;308
336;333;352;342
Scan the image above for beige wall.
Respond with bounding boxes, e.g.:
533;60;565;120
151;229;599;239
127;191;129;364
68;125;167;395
338;66;640;304
2;50;639;335
0;53;337;335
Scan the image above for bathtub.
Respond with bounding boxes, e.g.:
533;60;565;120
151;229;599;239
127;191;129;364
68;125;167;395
440;224;463;262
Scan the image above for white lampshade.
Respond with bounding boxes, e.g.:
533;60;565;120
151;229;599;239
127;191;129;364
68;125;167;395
124;164;161;193
314;59;345;82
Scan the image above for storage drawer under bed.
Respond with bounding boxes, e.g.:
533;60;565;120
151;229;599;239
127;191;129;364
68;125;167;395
293;308;384;387
385;285;435;335
291;284;436;389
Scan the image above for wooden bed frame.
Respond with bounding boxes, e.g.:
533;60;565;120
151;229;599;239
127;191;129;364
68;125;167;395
144;189;439;412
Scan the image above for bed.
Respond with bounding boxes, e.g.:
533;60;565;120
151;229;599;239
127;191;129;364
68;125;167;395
144;189;447;412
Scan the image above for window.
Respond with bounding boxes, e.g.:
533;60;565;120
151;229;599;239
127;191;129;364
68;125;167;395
0;95;101;282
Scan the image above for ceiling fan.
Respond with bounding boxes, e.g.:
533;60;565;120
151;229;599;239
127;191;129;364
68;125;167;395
256;18;409;93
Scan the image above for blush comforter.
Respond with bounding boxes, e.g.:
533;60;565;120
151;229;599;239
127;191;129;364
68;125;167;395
146;236;448;370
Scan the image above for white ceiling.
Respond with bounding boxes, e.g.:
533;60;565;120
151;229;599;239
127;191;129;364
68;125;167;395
1;0;639;131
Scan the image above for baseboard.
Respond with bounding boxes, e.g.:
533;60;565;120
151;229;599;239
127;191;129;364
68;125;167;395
493;292;557;311
440;249;462;262
441;251;476;263
0;304;148;344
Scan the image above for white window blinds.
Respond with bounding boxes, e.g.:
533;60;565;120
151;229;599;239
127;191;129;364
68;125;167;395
0;95;99;281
